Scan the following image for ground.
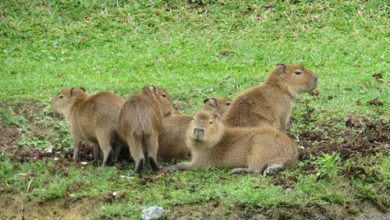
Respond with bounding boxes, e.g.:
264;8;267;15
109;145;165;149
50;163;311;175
0;1;389;219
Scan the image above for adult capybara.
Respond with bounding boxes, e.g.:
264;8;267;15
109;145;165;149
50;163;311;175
223;64;317;131
166;110;297;175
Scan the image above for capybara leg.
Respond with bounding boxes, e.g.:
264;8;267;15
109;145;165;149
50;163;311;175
230;168;258;174
126;135;145;174
72;137;81;161
262;164;284;176
92;144;101;162
165;160;203;172
97;134;113;166
145;133;159;172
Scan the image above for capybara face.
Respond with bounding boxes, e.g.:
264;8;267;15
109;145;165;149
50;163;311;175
142;86;174;117
203;97;232;116
274;64;317;93
52;87;86;115
187;110;221;144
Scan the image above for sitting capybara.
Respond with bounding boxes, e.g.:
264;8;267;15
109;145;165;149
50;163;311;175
223;64;317;131
166;110;297;175
117;86;174;174
158;97;231;162
52;88;125;165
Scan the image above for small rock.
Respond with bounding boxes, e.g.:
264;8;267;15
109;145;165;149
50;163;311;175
141;206;164;220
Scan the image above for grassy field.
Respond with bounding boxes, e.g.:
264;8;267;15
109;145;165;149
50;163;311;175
0;1;389;219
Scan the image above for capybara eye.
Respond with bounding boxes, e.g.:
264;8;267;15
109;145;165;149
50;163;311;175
294;70;302;75
162;94;167;98
226;102;231;106
210;121;213;124
59;95;64;99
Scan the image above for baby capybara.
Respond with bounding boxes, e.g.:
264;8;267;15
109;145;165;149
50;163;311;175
52;88;125;165
117;86;174;174
158;97;231;162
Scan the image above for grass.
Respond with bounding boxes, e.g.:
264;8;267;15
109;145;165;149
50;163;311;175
0;0;389;219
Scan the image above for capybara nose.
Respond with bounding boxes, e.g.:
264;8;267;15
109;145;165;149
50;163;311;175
194;127;204;134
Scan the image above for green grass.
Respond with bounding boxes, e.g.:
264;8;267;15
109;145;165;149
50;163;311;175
0;0;389;219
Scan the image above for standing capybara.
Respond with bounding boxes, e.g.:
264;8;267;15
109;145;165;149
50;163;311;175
223;64;317;131
52;88;125;165
117;86;174;174
166;110;297;175
158;97;231;162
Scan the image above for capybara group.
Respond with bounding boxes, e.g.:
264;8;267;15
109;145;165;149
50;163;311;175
223;63;317;131
52;88;125;165
117;86;174;174
167;110;297;175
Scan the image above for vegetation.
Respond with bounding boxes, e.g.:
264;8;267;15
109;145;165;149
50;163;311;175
0;0;388;219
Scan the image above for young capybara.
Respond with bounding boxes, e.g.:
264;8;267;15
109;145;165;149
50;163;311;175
117;86;174;174
222;63;318;131
166;110;297;175
52;88;125;165
158;97;231;162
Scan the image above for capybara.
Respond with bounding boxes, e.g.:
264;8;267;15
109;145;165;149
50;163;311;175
158;97;231;162
222;64;317;131
52;87;125;165
117;86;174;174
166;110;297;175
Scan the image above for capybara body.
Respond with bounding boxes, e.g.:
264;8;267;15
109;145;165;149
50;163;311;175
168;110;297;175
52;88;125;165
222;64;317;131
158;97;232;162
117;86;174;174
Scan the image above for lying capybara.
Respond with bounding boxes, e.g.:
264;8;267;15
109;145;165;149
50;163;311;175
117;86;174;174
52;88;125;165
166;110;297;175
158;97;232;162
223;64;317;131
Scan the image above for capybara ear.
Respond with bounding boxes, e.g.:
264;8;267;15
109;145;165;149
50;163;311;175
212;112;221;120
79;87;86;92
276;63;286;75
204;98;218;107
141;85;156;97
70;87;75;96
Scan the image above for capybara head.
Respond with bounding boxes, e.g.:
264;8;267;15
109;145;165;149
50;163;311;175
203;97;232;116
52;87;86;115
186;110;224;147
268;64;317;94
141;86;174;117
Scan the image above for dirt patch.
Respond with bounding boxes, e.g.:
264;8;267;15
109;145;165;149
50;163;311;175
167;202;388;220
0;194;96;220
297;117;390;161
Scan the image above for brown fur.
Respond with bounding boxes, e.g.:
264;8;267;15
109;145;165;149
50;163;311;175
117;86;174;173
52;88;125;165
158;97;231;162
167;110;297;175
222;64;317;131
